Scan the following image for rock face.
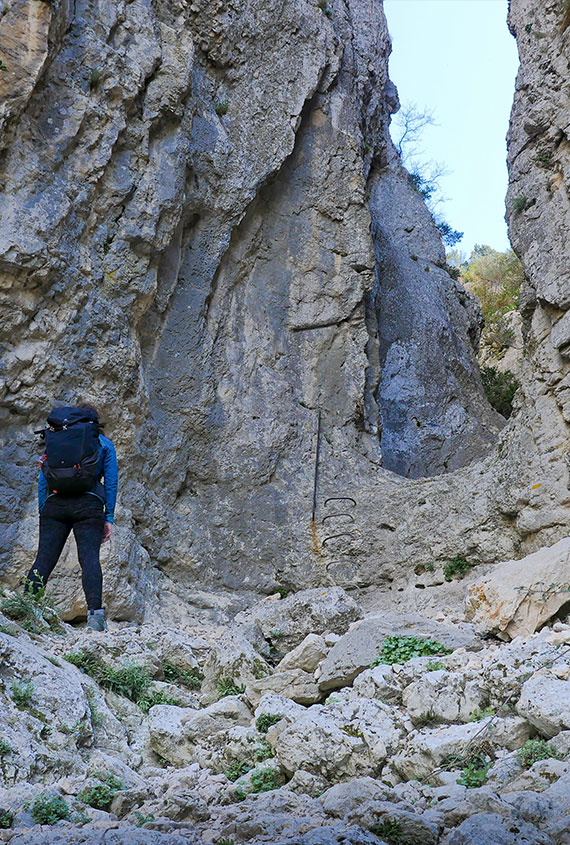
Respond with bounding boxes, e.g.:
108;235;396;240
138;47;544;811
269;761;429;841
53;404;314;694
0;0;510;619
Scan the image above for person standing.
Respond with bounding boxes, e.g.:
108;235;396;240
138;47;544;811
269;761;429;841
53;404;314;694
26;403;118;632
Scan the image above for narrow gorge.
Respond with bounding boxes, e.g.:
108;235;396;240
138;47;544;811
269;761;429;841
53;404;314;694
1;0;570;843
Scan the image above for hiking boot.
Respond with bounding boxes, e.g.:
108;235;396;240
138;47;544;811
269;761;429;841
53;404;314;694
86;609;107;633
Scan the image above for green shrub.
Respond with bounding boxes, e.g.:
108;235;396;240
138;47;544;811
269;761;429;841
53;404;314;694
517;739;561;768
250;767;282;793
162;661;202;690
0;60;7;73
469;707;495;722
10;680;34;707
215;99;229;116
443;556;471;582
30;793;70;825
217;678;246;699
138;689;182;713
0;582;61;634
458;759;489;788
256;713;282;733
512;194;528;212
225;761;251;782
0;739;12;757
372;635;451;666
255;739;275;762
370;819;403;843
78;774;123;810
426;660;445;672
481;366;520;418
135;812;155;827
0;809;13;829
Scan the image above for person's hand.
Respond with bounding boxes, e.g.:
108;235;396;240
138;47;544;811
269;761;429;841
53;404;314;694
102;522;113;543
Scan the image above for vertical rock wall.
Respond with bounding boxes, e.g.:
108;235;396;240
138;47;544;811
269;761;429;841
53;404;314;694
0;0;512;620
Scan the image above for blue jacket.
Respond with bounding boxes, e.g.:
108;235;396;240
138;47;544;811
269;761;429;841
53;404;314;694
38;433;118;523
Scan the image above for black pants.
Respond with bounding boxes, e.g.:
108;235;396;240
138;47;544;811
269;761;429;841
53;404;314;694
26;494;105;610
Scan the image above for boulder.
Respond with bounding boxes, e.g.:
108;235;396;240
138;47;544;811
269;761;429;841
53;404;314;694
442;812;554;844
234;588;362;654
517;675;570;737
246;669;321;706
318;614;478;691
352;665;402;704
320;777;395;817
402;670;485;724
277;633;328;673
200;626;271;700
465;538;570;639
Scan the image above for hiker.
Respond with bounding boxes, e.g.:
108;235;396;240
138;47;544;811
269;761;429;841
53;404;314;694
26;403;118;632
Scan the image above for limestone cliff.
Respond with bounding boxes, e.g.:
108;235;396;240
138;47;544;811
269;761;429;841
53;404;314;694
0;0;536;624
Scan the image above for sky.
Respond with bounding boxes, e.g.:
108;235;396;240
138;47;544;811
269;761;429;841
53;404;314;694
383;0;520;258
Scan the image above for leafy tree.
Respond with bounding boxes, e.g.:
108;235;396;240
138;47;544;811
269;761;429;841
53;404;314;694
461;245;523;324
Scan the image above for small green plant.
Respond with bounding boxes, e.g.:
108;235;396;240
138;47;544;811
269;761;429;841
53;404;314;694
10;680;34;707
0;623;18;636
99;662;152;701
469;706;495;722
370;818;403;843
372;635;451;666
216;840;235;845
517;739;561;768
162;661;202;690
135;812;155;827
481;366;520;419
89;68;102;90
0;739;12;757
341;723;365;739
512;194;528;212
317;0;332;15
426;660;445;672
225;761;251;782
443;556;471;582
525;22;532;33
458;758;489;788
215;99;229;116
276;587;289;599
535;149;552;168
255;739;275;762
217;677;246;699
425;561;435;572
0;59;7;72
0;809;13;830
78;773;124;810
0;582;61;634
250;767;282;793
30;793;70;825
138;688;183;713
256;713;282;733
45;655;61;667
85;687;103;728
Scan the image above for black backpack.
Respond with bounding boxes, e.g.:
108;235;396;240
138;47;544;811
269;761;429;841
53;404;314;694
38;407;102;496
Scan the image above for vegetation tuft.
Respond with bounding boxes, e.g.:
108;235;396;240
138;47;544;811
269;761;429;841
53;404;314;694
29;793;70;825
468;707;495;722
215;99;229;116
162;660;202;690
517;739;561;768
249;767;283;793
372;635;451;666
225;761;251;782
217;677;246;699
443;556;471;582
78;774;124;810
458;756;489;788
0;739;12;758
481;366;520;419
10;680;34;708
0;581;61;634
426;660;445;672
0;809;13;830
256;713;282;733
512;194;528;212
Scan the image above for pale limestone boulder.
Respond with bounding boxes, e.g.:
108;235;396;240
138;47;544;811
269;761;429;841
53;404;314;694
393;718;531;781
352;665;402;704
345;801;440;845
213;788;328;843
402;670;485;725
273;698;401;781
465;538;570;639
276;633;328;673
254;693;306;725
234;588;362;654
287;770;330;796
517;675;570;737
442;812;553;845
319;777;395;817
200;626;270;700
505;759;570;794
246;669;321;707
146;705;198;766
318;614;476;692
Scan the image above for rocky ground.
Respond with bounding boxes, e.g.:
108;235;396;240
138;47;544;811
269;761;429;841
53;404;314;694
1;580;570;845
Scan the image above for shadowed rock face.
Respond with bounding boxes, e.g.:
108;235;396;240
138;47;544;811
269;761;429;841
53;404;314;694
0;0;515;620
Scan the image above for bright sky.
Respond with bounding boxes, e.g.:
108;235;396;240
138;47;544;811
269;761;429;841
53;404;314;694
383;0;519;258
